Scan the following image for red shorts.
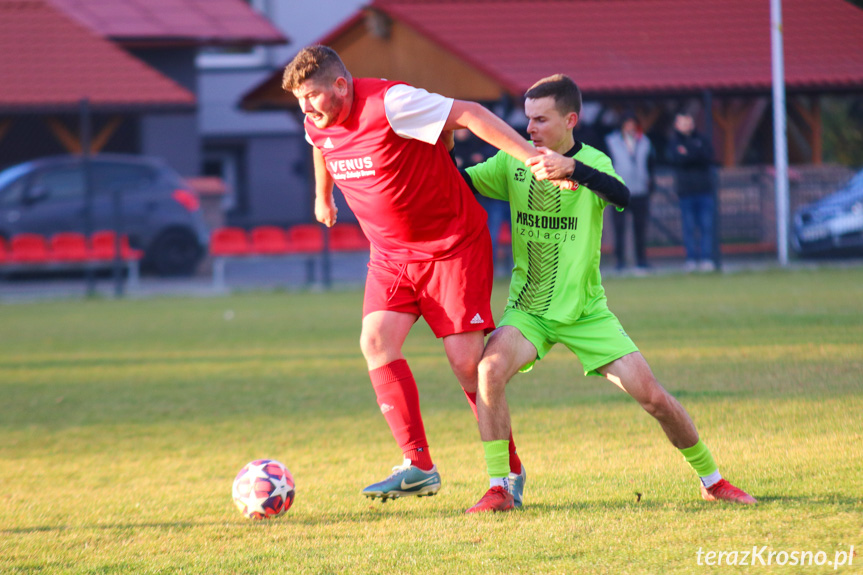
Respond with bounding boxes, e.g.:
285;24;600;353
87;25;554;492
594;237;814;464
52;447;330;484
363;234;495;338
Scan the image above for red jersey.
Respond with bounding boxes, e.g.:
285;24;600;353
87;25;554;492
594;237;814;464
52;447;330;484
305;78;487;262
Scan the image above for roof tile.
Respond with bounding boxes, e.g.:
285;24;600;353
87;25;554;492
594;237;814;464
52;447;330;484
47;0;287;45
0;0;196;111
374;0;863;94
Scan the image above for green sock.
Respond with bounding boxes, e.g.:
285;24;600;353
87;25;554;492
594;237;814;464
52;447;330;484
483;440;510;478
680;439;718;477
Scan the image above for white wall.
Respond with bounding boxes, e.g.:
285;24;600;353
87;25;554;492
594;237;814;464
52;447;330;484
198;0;366;137
197;0;368;226
268;0;367;62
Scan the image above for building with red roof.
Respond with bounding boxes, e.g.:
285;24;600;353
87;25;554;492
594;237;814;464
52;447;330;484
237;0;863;261
47;0;286;47
0;0;286;179
0;0;194;114
0;0;377;242
372;0;863;97
0;0;197;167
243;0;863;167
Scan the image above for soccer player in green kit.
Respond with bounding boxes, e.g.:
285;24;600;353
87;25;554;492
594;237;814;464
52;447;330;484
461;75;756;512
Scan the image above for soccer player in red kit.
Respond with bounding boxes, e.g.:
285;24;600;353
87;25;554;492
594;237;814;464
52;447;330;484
282;45;550;503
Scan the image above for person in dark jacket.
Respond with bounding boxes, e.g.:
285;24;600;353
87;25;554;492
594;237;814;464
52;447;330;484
667;113;716;272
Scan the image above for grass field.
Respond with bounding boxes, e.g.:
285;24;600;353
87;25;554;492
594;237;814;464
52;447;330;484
1;267;862;574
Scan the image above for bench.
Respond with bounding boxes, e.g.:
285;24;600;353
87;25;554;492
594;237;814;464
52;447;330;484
0;231;143;286
209;223;369;290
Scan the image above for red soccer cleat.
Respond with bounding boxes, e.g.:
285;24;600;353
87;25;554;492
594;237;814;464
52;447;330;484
465;486;515;513
701;479;757;504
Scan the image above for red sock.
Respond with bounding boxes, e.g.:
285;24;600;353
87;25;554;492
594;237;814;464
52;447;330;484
463;390;522;474
403;447;432;470
369;359;433;470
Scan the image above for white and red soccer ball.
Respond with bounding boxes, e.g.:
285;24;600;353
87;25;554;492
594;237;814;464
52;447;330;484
232;459;295;519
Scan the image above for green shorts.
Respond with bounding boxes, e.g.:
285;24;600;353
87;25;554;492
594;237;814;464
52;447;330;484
498;301;639;377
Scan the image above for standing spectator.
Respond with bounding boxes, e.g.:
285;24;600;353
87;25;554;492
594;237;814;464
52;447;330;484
667;112;717;272
605;111;655;272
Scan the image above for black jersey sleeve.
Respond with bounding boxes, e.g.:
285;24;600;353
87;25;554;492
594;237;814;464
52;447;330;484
459;168;481;195
569;161;631;208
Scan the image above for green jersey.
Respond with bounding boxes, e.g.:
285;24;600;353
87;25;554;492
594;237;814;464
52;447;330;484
466;143;623;324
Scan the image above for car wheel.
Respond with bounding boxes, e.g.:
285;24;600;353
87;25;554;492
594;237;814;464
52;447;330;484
148;228;202;276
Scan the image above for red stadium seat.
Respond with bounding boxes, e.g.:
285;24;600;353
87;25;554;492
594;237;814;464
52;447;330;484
51;232;90;262
90;230;144;261
210;227;251;257
329;223;370;251
250;226;292;255
288;224;324;253
9;233;51;263
0;236;8;264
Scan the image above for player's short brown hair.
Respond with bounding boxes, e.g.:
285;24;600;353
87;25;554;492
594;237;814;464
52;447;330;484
524;74;582;116
282;45;351;92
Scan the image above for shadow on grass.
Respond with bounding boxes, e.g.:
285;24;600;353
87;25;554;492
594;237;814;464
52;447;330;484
4;509;482;534
2;521;219;534
0;350;365;371
6;492;860;535
746;493;862;506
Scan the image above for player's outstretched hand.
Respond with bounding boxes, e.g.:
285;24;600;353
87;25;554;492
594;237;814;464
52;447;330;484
315;197;338;227
526;147;576;183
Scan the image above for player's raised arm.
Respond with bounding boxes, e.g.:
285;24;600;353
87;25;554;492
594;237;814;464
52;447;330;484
445;102;578;190
312;146;338;227
444;100;536;164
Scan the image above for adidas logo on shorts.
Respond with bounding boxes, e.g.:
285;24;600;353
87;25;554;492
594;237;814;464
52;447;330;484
470;313;484;325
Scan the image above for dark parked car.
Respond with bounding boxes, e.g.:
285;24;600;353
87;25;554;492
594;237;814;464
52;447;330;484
0;154;209;275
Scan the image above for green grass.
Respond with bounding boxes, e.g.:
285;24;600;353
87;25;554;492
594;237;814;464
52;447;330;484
1;268;862;574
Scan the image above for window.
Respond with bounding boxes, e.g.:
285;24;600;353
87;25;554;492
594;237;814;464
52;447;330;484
202;150;239;211
196;0;269;69
30;166;84;202
0;171;29;207
93;163;157;195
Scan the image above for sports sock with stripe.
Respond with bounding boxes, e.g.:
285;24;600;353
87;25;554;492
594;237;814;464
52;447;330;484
680;439;722;488
483;439;511;488
369;359;433;471
464;390;523;474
